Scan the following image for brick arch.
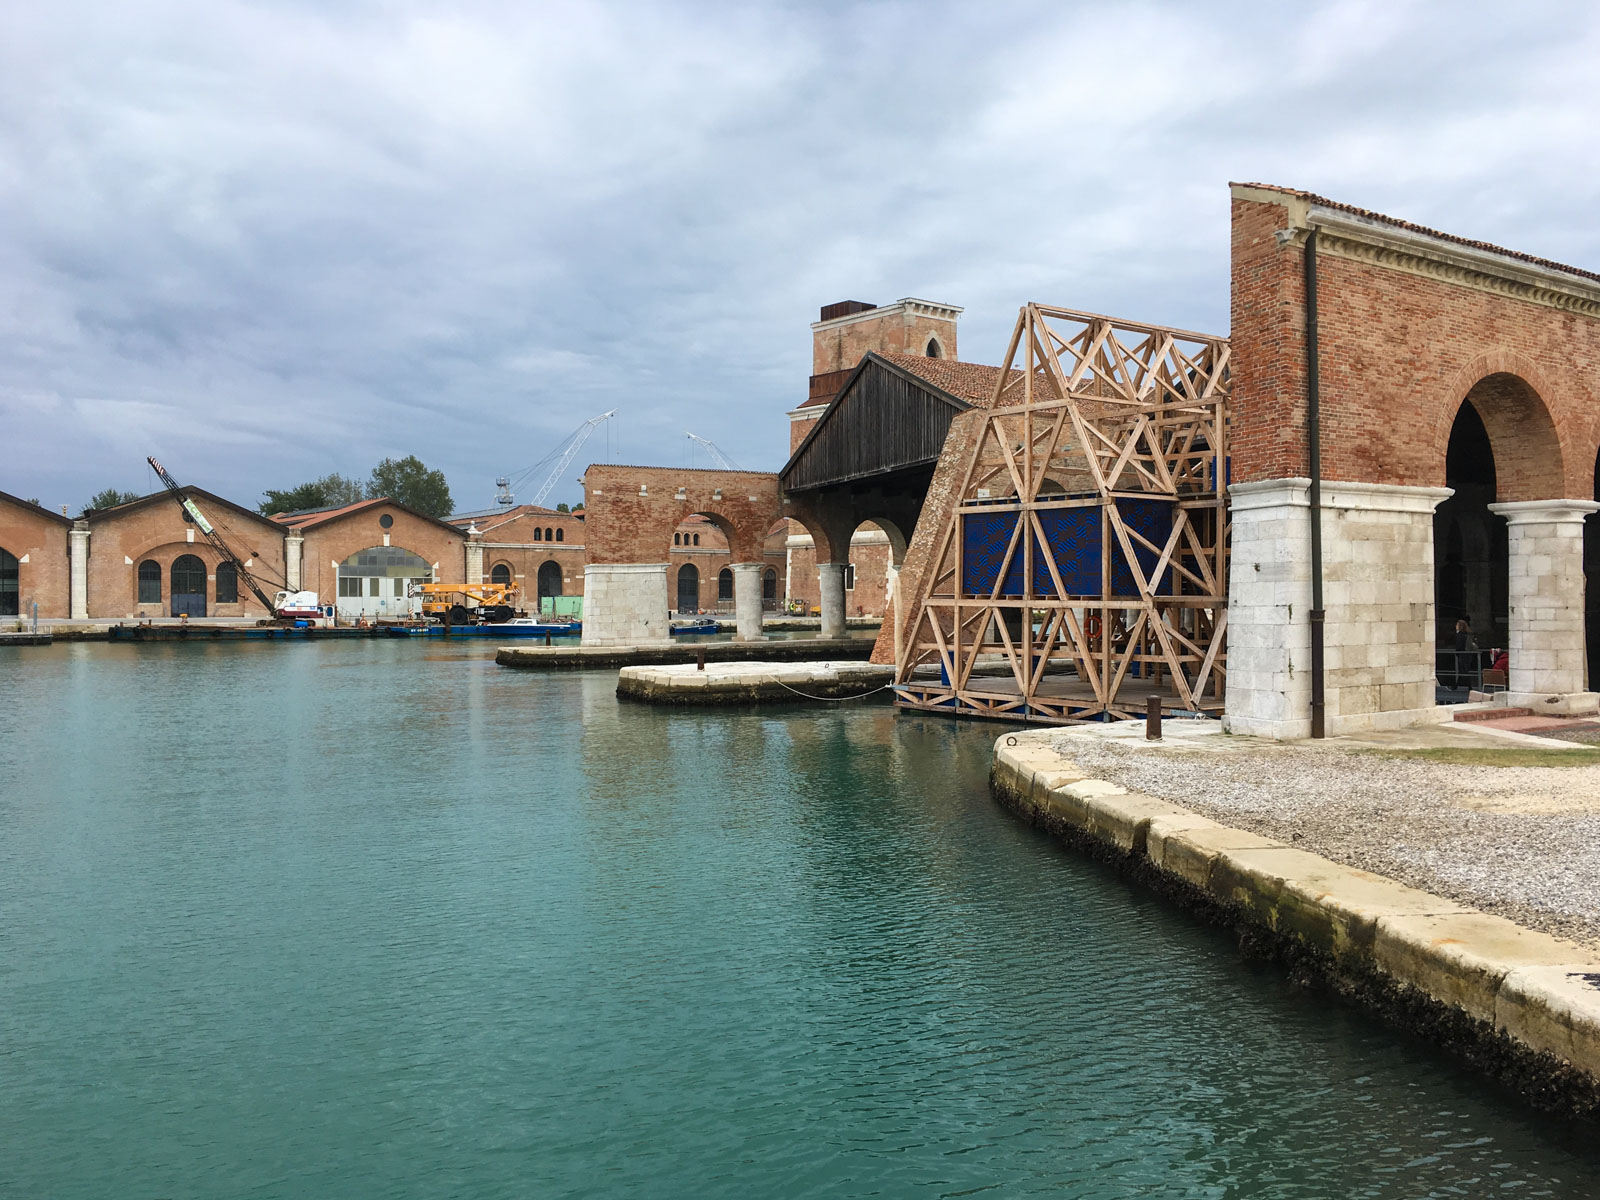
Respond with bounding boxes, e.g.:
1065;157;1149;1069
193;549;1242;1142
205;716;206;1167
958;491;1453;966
580;466;783;565
1435;351;1567;502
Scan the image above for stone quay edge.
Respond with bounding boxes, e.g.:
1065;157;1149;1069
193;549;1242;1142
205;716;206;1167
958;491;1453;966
991;729;1600;1119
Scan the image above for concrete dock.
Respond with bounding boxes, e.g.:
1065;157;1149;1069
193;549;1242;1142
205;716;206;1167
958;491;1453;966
495;637;877;670
991;728;1600;1117
618;660;894;705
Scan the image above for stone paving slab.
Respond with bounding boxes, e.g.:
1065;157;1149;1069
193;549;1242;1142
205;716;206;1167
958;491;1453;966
991;731;1600;1112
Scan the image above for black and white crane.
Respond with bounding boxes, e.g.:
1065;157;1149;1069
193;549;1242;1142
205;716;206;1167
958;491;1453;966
146;457;321;620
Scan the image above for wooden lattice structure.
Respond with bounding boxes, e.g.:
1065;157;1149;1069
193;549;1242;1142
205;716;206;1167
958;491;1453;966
894;304;1231;723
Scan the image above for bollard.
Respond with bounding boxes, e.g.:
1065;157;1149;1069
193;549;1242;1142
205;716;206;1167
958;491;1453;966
545;631;552;647
1146;695;1163;741
696;647;706;671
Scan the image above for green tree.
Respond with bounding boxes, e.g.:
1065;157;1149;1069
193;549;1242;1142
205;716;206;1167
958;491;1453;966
367;456;453;518
84;488;141;514
259;473;366;516
555;502;570;513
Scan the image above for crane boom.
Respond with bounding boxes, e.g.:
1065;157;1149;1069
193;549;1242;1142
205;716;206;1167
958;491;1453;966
685;432;739;470
528;410;615;507
146;457;281;615
495;410;616;509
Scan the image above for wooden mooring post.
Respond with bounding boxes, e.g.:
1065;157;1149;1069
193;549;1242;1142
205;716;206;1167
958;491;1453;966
1146;695;1163;741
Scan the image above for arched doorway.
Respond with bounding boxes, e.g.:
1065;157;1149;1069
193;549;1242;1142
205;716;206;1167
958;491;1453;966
537;560;563;615
170;554;207;617
762;567;777;612
336;546;430;619
0;548;18;616
491;562;512;587
1433;393;1517;699
676;563;700;613
717;567;734;610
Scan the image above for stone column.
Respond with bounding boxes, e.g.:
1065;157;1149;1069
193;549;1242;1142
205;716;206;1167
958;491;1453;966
1488;499;1600;709
817;562;847;639
464;527;484;587
730;562;764;642
581;563;671;646
1226;478;1451;738
69;521;90;620
284;533;303;591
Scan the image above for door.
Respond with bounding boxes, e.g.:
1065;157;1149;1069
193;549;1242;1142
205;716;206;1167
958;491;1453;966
676;564;699;613
170;554;207;617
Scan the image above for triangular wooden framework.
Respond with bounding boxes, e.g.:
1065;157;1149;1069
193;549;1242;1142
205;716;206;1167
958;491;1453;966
893;304;1230;725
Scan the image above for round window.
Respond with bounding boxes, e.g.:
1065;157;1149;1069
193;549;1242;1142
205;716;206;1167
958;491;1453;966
379;514;394;529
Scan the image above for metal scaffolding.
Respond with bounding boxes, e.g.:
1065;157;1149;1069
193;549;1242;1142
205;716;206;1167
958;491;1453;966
893;304;1232;724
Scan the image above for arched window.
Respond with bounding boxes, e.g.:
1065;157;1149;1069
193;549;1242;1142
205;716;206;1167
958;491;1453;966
170;554;207;617
674;533;680;546
534;527;543;541
216;562;239;604
555;528;563;543
491;563;512;586
718;567;734;601
0;547;18;617
926;338;941;358
692;533;699;546
676;563;699;612
545;527;554;542
762;567;777;602
137;559;162;604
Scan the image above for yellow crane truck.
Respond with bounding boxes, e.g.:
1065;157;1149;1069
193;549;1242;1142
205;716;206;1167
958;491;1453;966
410;582;521;625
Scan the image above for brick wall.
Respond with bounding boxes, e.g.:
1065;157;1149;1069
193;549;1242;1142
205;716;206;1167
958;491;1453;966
0;496;70;618
581;466;784;565
812;309;958;374
1231;186;1600;501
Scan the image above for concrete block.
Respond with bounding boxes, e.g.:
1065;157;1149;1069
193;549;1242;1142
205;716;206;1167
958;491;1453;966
1374;911;1592;1025
1146;819;1286;891
1495;965;1600;1076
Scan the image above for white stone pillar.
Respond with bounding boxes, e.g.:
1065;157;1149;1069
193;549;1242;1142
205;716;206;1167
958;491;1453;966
284;533;303;591
465;528;484;587
1226;478;1451;739
581;563;672;646
1488;499;1600;709
817;561;847;639
69;521;89;620
731;562;764;641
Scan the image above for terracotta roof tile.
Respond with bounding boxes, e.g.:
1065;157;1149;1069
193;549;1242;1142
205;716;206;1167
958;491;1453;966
1234;182;1600;286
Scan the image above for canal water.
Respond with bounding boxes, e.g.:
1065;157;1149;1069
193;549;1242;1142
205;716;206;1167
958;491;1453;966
3;641;1598;1199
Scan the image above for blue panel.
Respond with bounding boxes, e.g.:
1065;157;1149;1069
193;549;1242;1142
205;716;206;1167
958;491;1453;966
962;499;1176;598
1034;508;1100;596
1112;498;1173;596
962;511;1019;596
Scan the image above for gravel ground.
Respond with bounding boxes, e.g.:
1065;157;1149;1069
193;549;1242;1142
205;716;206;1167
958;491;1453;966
1050;735;1600;951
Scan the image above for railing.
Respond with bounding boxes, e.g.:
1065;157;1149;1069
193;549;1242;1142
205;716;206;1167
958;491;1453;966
1436;649;1485;693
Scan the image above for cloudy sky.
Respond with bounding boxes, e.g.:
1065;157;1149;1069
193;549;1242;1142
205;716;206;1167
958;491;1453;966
3;1;1597;514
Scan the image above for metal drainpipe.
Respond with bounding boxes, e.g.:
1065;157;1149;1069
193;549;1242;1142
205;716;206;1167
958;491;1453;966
1305;228;1326;739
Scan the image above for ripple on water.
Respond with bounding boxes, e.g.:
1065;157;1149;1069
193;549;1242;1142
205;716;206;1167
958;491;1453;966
0;641;1597;1199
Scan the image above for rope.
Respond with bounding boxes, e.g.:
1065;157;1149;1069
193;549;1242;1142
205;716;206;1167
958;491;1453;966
768;678;899;703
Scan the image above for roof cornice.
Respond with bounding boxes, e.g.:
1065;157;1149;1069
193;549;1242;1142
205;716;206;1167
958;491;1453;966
1234;183;1600;319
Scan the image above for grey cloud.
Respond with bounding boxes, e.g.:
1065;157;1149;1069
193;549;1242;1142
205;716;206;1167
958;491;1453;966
2;0;1597;512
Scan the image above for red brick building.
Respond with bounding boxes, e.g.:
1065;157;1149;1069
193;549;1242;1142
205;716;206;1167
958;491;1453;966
0;492;71;619
85;489;289;620
1227;183;1600;735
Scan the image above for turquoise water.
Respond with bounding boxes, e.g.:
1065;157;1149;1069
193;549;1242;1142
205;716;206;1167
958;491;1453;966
2;641;1598;1198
